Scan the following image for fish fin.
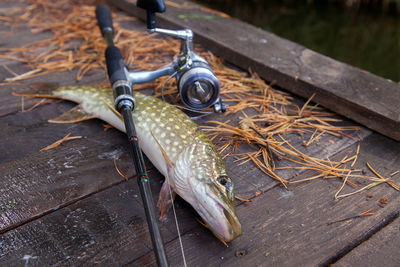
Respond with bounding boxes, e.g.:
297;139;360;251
157;180;176;220
48;104;96;123
150;130;174;168
12;83;63;99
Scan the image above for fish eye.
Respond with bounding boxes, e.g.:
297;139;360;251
218;176;228;186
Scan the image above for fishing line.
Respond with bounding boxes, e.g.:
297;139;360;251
167;181;188;267
161;70;178;103
159;69;207;266
159;68;209;264
175;106;213;119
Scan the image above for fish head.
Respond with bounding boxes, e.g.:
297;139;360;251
193;174;242;242
180;142;242;242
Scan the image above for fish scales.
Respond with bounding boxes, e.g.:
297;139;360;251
19;84;242;242
56;86;226;179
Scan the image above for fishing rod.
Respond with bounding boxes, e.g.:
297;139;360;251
96;0;226;265
96;4;168;267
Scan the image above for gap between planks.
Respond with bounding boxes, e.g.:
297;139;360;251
0;172;145;235
325;209;400;266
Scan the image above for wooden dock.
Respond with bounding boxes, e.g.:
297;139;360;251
1;0;399;266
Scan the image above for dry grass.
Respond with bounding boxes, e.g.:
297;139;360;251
0;0;179;82
40;132;82;152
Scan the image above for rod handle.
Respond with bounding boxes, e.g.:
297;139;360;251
105;45;128;85
96;4;114;36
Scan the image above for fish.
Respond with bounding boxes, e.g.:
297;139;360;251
14;83;242;242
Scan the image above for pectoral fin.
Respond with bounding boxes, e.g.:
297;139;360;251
48;104;96;123
157;180;176;220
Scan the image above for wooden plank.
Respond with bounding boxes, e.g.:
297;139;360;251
0;63;108;117
2;132;393;266
0;126;141;233
129;133;400;266
334;215;400;266
0;2;388;264
0;101;105;163
0;171;199;266
109;0;400;141
0;179;151;266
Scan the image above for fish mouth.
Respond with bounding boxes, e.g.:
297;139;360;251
197;192;242;242
223;205;242;240
215;200;242;242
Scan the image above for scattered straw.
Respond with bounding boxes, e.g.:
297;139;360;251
327;208;376;225
103;124;114;131
40;132;82;151
113;159;129;181
2;0;179;82
367;162;400;191
351;143;360;167
26;99;55;112
336;163;400;199
298;93;316;117
0;82;22;86
235;196;251;202
391;170;400;177
2;64;19;77
21;96;25;112
334;170;352;200
358;208;375;216
102;98;123;120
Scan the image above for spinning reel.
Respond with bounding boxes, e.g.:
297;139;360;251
97;0;225;115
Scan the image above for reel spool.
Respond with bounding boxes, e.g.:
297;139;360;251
176;61;225;112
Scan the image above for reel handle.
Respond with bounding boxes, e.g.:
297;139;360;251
96;5;132;110
95;5;114;36
105;45;134;112
105;45;128;86
96;5;128;87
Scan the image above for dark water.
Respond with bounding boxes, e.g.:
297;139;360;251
194;0;400;82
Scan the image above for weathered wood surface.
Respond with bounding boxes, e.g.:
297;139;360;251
0;129;137;233
0;171;201;266
130;133;400;266
335;215;400;267
0;1;399;266
109;0;400;141
0;66;107;117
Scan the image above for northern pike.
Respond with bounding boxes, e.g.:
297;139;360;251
15;84;242;242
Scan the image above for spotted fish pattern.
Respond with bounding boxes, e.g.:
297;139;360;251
20;85;242;242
